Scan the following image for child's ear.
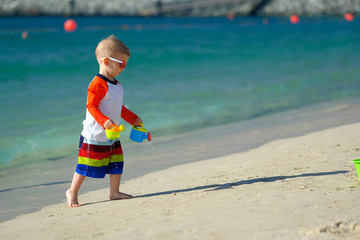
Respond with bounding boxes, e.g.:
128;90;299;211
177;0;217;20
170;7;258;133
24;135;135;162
103;57;109;66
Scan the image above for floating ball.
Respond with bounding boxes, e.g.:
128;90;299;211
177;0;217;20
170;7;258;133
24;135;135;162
21;31;28;39
262;18;269;25
64;19;77;32
344;13;354;22
122;24;130;31
227;14;235;21
290;14;300;24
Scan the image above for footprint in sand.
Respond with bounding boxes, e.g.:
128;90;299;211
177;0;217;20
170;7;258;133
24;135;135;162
319;221;360;236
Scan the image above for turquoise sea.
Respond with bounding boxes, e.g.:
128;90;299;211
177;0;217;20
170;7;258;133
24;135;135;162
0;16;359;169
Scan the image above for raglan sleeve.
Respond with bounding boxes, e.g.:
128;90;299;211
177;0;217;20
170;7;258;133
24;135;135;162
86;80;109;128
121;105;139;125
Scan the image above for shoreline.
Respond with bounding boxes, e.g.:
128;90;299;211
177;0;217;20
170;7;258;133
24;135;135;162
1;98;360;223
1;115;360;238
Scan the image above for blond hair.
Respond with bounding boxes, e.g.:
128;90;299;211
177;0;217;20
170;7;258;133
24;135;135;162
95;35;130;61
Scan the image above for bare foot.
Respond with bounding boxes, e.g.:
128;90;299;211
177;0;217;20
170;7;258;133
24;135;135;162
109;192;133;200
66;189;83;208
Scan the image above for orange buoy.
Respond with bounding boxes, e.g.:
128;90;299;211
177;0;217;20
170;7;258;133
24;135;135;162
290;14;300;24
21;31;28;39
64;19;77;32
344;13;354;22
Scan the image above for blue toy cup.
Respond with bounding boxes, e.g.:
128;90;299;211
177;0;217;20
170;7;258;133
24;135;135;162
130;124;151;143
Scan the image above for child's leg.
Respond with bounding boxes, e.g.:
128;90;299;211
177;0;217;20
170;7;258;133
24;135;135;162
66;172;86;207
109;174;133;200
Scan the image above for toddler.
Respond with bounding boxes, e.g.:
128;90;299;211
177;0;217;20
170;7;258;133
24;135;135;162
66;35;142;207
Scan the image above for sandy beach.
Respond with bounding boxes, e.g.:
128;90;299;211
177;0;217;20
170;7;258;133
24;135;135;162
1;115;360;239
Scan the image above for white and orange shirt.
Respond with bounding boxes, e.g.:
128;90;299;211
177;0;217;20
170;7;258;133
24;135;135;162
81;74;138;142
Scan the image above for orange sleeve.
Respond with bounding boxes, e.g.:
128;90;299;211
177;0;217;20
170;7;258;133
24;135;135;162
121;105;139;125
87;77;109;128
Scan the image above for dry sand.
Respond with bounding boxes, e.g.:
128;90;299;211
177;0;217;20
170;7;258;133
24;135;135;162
1;121;360;240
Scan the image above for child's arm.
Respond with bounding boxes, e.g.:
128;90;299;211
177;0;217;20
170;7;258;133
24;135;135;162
87;79;111;129
121;105;142;127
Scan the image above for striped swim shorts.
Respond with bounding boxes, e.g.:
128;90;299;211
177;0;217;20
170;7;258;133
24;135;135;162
75;136;124;178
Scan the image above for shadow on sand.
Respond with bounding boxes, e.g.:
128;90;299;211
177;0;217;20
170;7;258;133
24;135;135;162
135;170;348;198
70;170;349;207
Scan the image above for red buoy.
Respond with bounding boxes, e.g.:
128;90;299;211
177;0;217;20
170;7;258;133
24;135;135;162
290;15;300;24
64;19;77;32
344;13;354;22
227;13;235;21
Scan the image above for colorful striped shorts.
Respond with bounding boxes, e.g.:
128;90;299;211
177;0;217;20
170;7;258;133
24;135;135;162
75;136;124;178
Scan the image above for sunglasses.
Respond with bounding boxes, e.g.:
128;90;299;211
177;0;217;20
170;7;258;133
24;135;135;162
101;57;127;69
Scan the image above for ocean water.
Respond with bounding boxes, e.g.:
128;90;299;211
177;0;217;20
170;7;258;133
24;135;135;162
0;16;359;168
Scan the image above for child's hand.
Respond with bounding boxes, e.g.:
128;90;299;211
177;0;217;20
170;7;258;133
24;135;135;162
104;119;115;129
133;118;143;127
